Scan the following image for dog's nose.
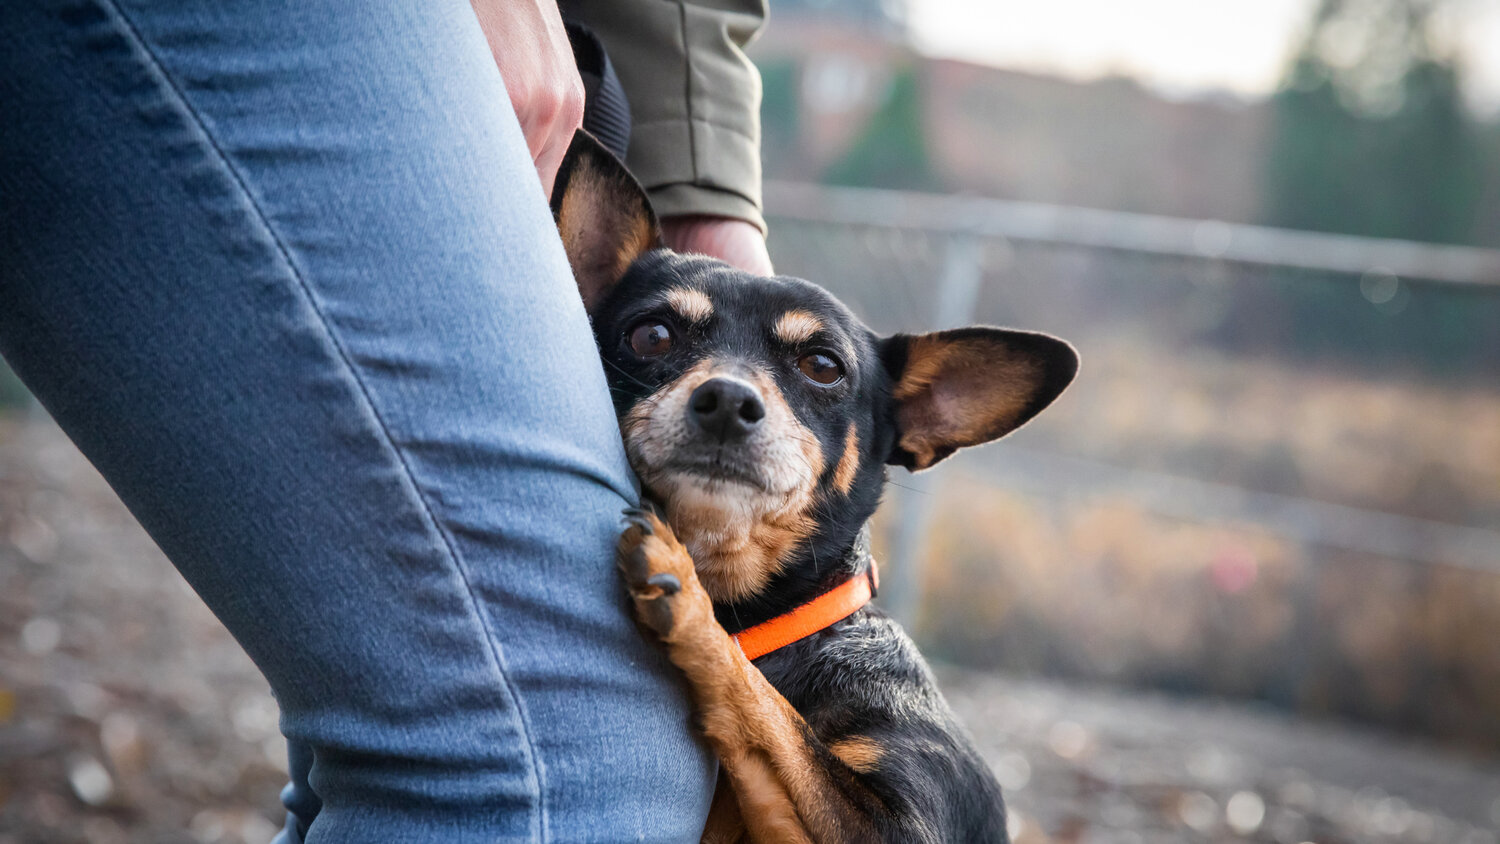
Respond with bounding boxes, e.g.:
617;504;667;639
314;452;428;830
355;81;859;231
687;378;766;441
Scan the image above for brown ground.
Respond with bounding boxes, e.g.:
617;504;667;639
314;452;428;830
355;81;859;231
2;414;1498;843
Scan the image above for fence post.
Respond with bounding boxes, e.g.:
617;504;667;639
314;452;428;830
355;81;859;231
884;233;985;630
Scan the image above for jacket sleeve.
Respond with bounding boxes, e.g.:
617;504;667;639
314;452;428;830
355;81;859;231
560;0;768;233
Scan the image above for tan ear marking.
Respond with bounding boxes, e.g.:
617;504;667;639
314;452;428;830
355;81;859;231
895;340;1039;470
553;132;661;310
664;287;714;323
832;423;860;494
891;336;956;402
773;310;823;345
558;158;654;308
617;213;655;282
892;331;1071;471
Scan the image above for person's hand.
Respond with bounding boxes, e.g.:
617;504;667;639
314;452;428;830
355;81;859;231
470;0;584;197
660;215;774;276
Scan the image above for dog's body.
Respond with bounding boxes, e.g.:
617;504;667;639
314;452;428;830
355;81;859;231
554;133;1077;843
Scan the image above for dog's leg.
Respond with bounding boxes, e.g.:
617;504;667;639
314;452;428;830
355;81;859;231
620;510;880;844
701;773;745;844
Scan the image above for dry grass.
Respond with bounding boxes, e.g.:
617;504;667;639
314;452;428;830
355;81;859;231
882;339;1500;750
1029;338;1500;520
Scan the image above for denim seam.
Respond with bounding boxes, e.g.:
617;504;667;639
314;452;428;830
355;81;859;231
94;1;550;835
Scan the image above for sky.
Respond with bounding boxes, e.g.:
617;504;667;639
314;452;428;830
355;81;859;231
906;0;1500;114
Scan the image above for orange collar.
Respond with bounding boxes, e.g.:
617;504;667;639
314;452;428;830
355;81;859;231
734;562;879;661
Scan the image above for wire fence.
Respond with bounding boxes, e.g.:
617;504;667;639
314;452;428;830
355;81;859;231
762;182;1500;716
766;181;1500;287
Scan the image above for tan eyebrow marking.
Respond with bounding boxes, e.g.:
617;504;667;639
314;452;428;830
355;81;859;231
828;735;883;773
663;287;713;323
832;423;860;494
773;310;823;345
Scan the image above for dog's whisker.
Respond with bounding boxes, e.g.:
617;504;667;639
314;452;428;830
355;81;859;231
601;356;655;390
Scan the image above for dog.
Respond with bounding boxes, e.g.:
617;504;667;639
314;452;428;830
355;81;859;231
552;132;1078;843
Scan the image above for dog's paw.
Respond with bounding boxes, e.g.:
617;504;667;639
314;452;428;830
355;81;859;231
618;506;700;637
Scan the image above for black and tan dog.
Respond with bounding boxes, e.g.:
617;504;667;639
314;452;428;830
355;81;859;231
553;133;1078;843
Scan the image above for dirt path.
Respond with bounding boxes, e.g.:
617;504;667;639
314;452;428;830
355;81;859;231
943;669;1500;843
2;415;1496;843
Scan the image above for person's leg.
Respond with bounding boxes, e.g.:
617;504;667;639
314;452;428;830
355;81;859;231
0;0;714;840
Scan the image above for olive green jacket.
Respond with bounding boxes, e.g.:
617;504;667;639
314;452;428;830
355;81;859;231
562;0;768;233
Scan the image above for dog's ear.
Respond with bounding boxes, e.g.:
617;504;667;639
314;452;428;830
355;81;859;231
880;327;1078;471
551;130;663;310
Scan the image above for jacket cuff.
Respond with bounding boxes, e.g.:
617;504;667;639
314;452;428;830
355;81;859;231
646;182;766;234
564;0;767;231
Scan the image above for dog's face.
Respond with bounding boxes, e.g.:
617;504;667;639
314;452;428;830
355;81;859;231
554;133;1078;610
593;250;890;603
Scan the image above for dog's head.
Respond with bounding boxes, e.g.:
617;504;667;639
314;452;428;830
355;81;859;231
555;132;1078;620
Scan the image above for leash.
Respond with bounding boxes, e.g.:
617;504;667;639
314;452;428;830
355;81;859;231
734;557;879;661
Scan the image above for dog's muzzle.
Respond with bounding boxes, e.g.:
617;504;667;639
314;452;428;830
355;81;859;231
686;377;765;443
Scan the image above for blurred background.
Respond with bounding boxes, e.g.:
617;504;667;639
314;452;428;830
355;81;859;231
4;0;1500;841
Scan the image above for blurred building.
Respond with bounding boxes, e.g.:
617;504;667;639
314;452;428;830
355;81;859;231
755;17;1268;223
754;0;1500;243
769;0;908;37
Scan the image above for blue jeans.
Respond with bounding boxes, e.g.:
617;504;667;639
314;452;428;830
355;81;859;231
0;0;715;840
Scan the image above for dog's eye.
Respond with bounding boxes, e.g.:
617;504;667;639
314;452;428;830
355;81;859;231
797;352;844;386
626;320;674;358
